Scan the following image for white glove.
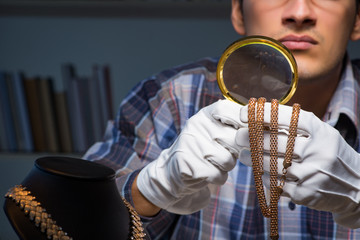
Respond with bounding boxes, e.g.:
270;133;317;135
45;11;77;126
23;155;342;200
236;103;360;228
137;99;243;214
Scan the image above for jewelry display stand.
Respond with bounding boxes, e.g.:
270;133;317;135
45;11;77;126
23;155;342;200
3;156;145;240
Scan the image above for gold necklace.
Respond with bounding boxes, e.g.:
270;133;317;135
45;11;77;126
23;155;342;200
5;185;73;240
248;98;300;240
5;185;146;240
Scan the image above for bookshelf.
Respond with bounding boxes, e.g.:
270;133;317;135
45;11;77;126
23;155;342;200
0;64;113;154
0;0;239;155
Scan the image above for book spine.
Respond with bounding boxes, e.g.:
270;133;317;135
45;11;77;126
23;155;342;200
7;72;34;152
37;77;60;152
0;72;18;151
54;91;73;153
24;77;47;152
96;65;113;135
90;65;104;141
62;64;82;152
68;78;88;153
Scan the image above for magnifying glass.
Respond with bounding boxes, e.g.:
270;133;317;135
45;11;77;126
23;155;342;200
217;36;298;105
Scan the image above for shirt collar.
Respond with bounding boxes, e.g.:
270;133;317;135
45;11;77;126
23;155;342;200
324;55;360;149
325;56;360;129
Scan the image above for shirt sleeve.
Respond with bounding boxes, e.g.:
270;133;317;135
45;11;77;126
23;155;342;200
83;57;221;238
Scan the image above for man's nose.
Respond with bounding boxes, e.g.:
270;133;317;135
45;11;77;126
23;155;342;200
282;0;317;28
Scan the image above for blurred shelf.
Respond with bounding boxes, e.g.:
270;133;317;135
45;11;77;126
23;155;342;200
0;0;232;18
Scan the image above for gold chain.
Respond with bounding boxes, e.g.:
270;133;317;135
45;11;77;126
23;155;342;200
278;103;301;194
270;99;280;239
248;97;270;218
248;98;300;240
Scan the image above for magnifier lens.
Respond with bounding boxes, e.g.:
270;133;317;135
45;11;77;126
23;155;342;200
217;36;298;105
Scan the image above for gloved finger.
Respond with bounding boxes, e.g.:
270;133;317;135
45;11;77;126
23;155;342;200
261;154;289;176
205;139;238;173
286;158;360;198
173;148;230;187
281;181;316;205
209;99;243;129
236;128;290;173
210;121;241;162
238;106;310;164
263;131;307;161
238;148;252;167
236;127;305;174
240;103;311;137
175;133;236;184
236;125;302;152
239;105;249;123
279;161;322;202
235;128;250;148
267;104;314;139
235;128;254;168
285;159;319;182
187;104;241;161
262;171;273;190
240;103;277;124
236;139;288;176
281;173;345;212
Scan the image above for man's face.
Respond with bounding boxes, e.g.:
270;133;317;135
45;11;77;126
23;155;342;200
233;0;360;83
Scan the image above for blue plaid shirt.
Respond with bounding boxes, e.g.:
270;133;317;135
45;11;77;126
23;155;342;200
84;56;360;239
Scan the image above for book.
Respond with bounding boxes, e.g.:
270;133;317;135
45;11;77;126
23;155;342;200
37;77;60;152
62;63;82;152
62;64;95;153
96;64;114;135
6;72;34;152
60;63;114;153
54;91;73;153
103;65;114;120
0;72;18;151
90;65;105;142
68;77;88;153
0;102;7;151
24;77;47;152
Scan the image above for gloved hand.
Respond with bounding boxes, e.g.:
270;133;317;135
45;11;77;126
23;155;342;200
236;103;360;228
137;99;243;214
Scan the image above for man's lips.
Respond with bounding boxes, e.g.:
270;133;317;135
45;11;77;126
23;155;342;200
279;35;318;50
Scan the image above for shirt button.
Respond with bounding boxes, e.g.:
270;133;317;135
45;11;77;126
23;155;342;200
289;201;296;210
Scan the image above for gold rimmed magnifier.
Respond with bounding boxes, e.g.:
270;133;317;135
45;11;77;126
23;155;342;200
217;35;298;105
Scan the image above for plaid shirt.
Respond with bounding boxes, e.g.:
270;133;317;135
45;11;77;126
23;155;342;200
84;56;360;239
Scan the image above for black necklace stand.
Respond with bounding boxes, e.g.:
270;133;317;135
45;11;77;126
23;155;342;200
3;156;132;240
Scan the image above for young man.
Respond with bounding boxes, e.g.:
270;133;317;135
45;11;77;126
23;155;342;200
84;0;360;238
